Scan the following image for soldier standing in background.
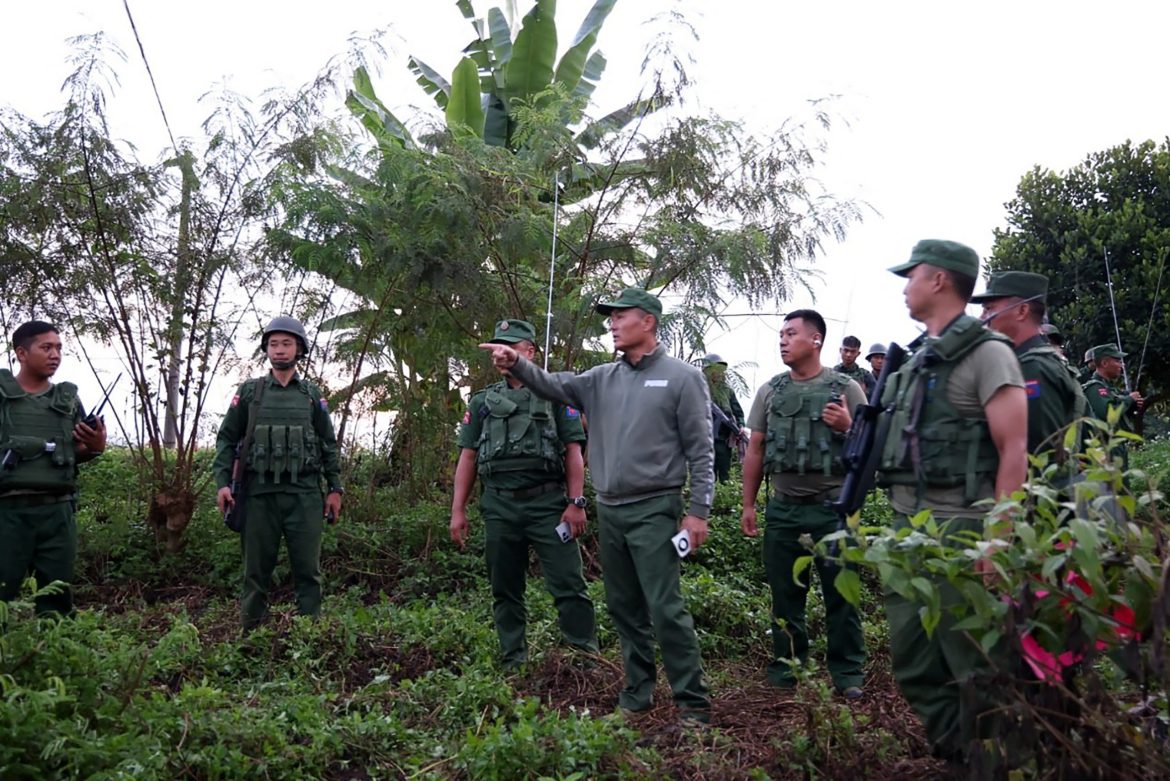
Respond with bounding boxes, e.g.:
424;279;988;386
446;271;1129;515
834;335;875;396
741;310;868;698
214;317;343;630
450;319;598;670
700;353;745;483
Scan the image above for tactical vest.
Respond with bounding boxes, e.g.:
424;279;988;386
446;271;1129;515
762;370;849;476
0;369;79;493
245;378;322;484
475;383;564;477
878;316;1005;502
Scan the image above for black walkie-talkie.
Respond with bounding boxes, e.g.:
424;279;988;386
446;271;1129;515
83;373;122;427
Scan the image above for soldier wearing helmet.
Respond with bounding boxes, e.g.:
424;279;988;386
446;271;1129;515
212;316;343;630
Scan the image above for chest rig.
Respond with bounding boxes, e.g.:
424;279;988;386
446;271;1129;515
878;316;1005;502
762;370;849;476
475;383;564;477
0;369;79;493
245;378;322;484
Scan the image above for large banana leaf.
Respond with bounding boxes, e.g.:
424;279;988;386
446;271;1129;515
553;0;616;95
482;93;510;148
504;0;557;103
573;50;607;101
348;66;415;150
487;7;513;67
575;94;668;150
447;57;486;138
408;56;452;110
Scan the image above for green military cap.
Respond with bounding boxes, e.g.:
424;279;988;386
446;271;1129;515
889;239;980;279
969;271;1049;304
700;353;727;366
595;287;663;318
1092;343;1127;360
489;319;537;344
865;343;886;360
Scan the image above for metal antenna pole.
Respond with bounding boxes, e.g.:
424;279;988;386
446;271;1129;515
543;173;560;370
1134;247;1168;388
1103;247;1131;390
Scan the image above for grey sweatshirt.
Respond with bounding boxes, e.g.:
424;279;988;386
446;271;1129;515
510;344;715;518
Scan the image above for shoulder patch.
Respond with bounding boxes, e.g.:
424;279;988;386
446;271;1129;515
565;406;580;418
230;394;240;407
1025;380;1040;399
319;398;329;411
1098;387;1109;397
462;410;471;424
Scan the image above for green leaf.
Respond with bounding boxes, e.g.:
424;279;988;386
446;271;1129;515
919;603;940;638
346;68;415;150
455;0;475;20
792;555;814;588
487;7;513;67
576;95;667;150
834;568;862;608
505;0;557;103
980;629;1002;655
1040;553;1067;580
446;57;486;138
553;0;617;95
408;56;452;109
573;50;607;101
482;93;509;148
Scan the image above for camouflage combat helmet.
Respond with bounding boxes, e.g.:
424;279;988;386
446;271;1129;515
261;316;309;356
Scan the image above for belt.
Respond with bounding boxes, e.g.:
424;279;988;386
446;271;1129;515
486;482;564;500
0;492;75;507
778;490;836;505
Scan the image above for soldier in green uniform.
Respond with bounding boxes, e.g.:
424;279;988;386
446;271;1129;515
1082;344;1144;466
1078;347;1097;385
0;322;106;616
213;317;343;630
972;272;1086;458
741;310;868;697
478;289;713;724
880;240;1029;762
865;343;886;391
833;335;875;396
450;319;597;670
700;354;745;483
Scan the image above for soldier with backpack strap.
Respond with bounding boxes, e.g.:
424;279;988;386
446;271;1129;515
213;317;342;630
0;321;106;616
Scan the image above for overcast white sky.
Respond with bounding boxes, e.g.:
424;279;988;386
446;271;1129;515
4;0;1169;405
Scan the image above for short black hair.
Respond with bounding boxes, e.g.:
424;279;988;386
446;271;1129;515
841;335;861;349
944;269;977;301
784;309;827;343
12;321;59;352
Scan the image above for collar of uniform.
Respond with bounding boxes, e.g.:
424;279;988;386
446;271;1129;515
264;372;301;387
1015;334;1048;355
621;342;665;370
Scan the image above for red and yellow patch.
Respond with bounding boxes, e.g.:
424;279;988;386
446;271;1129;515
230;394;240;407
1098;387;1109;397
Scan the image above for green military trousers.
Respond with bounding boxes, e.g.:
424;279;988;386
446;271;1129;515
886;514;996;761
0;496;76;616
241;490;324;629
596;493;710;717
713;439;733;483
479;487;597;668
763;497;865;689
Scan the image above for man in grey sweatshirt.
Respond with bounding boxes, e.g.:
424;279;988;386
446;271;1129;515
480;287;714;723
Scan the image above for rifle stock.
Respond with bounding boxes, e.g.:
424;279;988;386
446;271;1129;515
223;442;247;533
829;342;907;518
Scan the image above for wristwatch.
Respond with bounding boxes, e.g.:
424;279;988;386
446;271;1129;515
569;495;587;509
328;486;345;496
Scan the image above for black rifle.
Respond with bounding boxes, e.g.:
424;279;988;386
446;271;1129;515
710;402;748;460
829;342;908;518
83;373;122;428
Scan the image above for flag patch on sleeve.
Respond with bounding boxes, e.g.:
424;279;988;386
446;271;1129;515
462;410;471;424
230;394;240;407
565;406;580;418
1025;380;1040;399
319;398;329;410
1098;387;1109;397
